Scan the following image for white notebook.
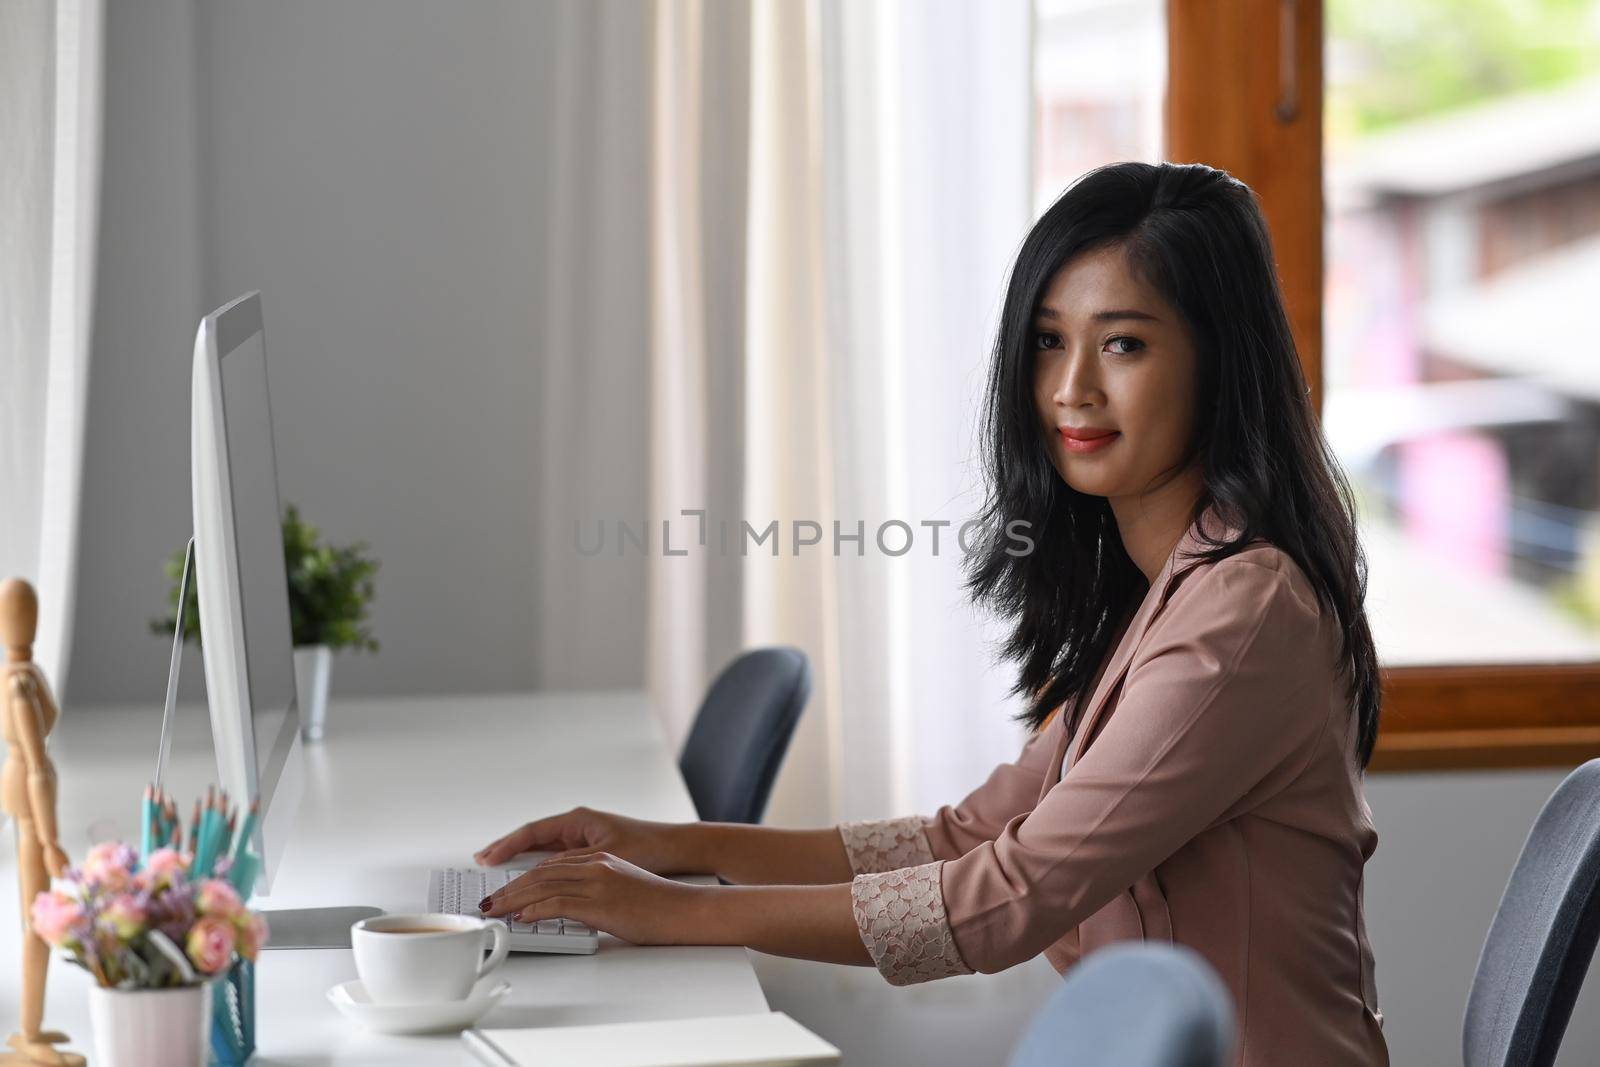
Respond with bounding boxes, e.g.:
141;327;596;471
462;1011;840;1067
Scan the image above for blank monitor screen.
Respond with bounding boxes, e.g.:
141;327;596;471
219;330;299;811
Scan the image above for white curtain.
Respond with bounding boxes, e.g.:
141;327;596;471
807;0;1038;821
647;0;1033;826
0;0;102;697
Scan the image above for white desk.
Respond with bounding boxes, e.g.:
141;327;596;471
0;690;771;1063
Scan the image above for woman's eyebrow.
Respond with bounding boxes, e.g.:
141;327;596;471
1035;306;1161;324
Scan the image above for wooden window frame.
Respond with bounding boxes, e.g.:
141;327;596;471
1166;0;1600;772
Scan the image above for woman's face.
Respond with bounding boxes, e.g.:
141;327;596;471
1030;244;1201;502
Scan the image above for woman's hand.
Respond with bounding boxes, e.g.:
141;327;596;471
474;806;696;875
481;855;871;966
478;852;707;946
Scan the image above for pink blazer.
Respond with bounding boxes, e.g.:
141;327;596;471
838;504;1387;1066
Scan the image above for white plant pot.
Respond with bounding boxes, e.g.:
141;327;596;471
294;644;334;741
88;982;212;1067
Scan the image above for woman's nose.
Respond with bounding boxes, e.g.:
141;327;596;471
1050;348;1103;408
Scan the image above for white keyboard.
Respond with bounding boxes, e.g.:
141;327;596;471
428;867;599;955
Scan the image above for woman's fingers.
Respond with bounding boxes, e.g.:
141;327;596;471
474;820;553;864
513;894;593;925
473;835;514;865
537;848;602;867
474;826;532;865
475;811;586;865
480;863;594;917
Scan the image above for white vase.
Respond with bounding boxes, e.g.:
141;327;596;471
87;983;212;1067
294;644;334;741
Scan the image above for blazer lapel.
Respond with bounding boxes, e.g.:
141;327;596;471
1045;504;1246;790
1057;560;1176;780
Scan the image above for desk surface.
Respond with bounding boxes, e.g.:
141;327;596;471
0;690;770;1064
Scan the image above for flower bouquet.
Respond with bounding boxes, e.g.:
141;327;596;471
30;840;268;1067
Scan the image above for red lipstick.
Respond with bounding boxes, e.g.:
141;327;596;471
1058;426;1120;454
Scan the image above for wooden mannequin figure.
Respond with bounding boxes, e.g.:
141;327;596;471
1;579;84;1067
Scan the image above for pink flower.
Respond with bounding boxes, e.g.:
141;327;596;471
195;879;242;920
141;848;189;884
29;890;84;947
81;842;137;892
186;915;236;974
236;912;269;961
99;894;148;939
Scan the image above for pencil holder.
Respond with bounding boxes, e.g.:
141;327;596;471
209;957;254;1065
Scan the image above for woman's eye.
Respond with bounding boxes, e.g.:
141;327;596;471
1106;336;1144;356
1034;331;1062;351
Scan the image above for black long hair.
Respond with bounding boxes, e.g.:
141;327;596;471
963;161;1382;770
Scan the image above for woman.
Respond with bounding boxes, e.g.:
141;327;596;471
476;161;1388;1065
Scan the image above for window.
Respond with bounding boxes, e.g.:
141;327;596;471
1324;1;1600;668
1164;0;1600;769
1032;0;1166;212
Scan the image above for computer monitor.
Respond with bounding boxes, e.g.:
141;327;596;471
191;291;378;945
192;290;303;892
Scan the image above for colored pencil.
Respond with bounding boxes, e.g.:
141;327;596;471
228;851;259;900
140;785;154;859
194;801;221;877
232;799;260;863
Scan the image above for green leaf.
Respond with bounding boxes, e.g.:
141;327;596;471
152;502;380;653
1328;0;1600;136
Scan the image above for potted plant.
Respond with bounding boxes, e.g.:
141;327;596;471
151;504;379;741
30;841;268;1067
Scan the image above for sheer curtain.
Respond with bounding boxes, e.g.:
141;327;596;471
816;0;1035;821
647;0;1032;826
0;0;102;697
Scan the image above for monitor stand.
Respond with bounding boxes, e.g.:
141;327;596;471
154;539;383;952
258;906;385;950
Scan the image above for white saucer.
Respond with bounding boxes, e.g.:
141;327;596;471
326;976;513;1035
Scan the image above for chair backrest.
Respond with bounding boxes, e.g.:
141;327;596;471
1465;758;1600;1067
678;647;810;824
1009;943;1235;1067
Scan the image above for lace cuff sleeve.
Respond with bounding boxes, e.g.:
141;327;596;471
850;862;974;986
837;816;937;875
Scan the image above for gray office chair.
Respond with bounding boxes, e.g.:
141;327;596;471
1009;943;1235;1067
678;646;810;824
1464;758;1600;1067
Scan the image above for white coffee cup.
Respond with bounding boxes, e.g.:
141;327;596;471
351;913;511;1004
